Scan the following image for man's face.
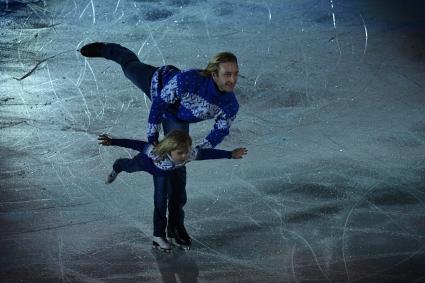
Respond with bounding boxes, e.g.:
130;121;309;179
212;62;239;93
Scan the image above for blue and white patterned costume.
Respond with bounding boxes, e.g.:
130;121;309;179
147;66;239;149
110;138;233;176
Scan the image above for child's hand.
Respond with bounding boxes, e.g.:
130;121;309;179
98;134;112;146
232;147;248;159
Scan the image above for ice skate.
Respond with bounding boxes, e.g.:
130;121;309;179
105;170;119;184
167;224;191;250
152;236;172;253
80;42;106;58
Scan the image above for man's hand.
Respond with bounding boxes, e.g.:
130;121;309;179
98;134;112;146
232;147;248;159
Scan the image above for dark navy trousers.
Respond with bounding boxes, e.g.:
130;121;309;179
102;43;189;237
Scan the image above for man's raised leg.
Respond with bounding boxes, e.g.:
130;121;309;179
80;43;157;99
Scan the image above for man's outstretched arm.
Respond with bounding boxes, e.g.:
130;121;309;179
196;110;238;149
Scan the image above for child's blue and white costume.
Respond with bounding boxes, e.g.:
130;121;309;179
110;138;233;175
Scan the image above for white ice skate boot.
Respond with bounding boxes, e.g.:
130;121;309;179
152;236;172;253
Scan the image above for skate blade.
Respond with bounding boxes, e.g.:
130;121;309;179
152;242;172;253
169;239;190;251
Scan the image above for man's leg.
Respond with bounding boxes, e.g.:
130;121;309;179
81;43;157;99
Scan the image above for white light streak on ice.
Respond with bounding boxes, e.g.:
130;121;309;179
69;77;92;128
46;64;77;123
114;0;121;14
288;230;330;281
360;13;368;55
145;23;166;65
137;40;148;56
46;63;59;99
254;73;261;87
266;4;271;23
27;3;47;22
79;0;96;24
17;15;31;71
90;0;96;24
85;60;100;96
196;0;211;42
38;39;53;51
329;0;342;56
72;0;78;14
342;182;379;283
85;59;106;120
291;245;300;283
13;84;36;147
76;59;87;87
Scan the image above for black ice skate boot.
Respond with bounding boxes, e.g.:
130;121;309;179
105;169;119;184
80;42;106;58
167;224;191;250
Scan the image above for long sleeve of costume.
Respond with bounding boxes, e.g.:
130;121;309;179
147;75;179;143
198;109;238;149
110;139;148;152
111;142;171;176
195;148;232;160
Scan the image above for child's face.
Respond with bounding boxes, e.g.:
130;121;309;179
170;147;189;163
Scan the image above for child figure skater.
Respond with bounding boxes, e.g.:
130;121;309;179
98;130;247;252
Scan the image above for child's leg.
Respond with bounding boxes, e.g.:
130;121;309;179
162;117;189;227
167;167;187;228
101;43;157;99
161;116;190;244
153;175;170;237
112;154;146;173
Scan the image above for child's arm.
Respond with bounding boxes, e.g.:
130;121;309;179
98;134;148;152
195;147;248;160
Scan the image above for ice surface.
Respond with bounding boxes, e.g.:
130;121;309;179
1;0;425;282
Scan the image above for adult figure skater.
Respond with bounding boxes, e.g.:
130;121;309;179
80;42;239;251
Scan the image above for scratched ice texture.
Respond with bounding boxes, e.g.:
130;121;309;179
1;0;425;282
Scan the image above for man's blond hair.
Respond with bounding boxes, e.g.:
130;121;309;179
153;130;192;159
200;52;238;77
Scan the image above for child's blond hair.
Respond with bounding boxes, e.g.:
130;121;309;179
153;130;192;159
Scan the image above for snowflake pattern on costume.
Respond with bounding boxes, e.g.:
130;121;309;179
196;140;213;149
147;66;239;148
215;113;237;130
147;123;161;137
180;93;221;120
150;70;160;98
144;144;198;170
160;76;178;103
